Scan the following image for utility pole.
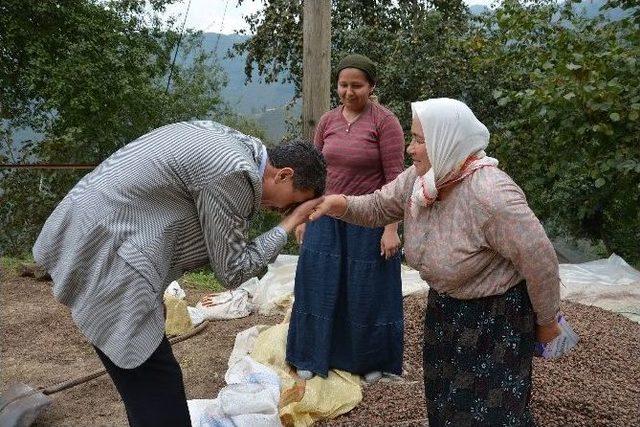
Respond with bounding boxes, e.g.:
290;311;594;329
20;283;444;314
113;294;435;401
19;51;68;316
302;0;331;142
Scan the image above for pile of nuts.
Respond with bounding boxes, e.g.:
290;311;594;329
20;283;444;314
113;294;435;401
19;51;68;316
324;295;640;426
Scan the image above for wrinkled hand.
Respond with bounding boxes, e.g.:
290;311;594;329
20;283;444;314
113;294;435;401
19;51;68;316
295;223;306;245
535;315;579;359
280;197;324;233
536;321;562;344
380;230;401;259
308;194;348;221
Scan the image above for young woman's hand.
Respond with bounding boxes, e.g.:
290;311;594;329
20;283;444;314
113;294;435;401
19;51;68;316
380;229;401;259
295;223;306;245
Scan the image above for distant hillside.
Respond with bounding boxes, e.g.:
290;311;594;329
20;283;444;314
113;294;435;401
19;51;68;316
468;4;489;15
200;33;295;115
188;33;296;141
467;0;628;18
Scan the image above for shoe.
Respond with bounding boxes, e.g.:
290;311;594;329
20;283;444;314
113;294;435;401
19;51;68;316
364;371;382;384
297;369;314;380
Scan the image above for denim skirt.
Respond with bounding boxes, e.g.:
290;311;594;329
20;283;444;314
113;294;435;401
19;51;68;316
286;216;403;377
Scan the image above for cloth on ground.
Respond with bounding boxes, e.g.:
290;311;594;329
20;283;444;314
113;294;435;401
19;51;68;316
188;278;258;324
187;355;281;427
241;254;429;318
189;255;429;323
560;254;640;323
187;322;363;427
183;251;638;326
251;323;363;427
163;281;193;336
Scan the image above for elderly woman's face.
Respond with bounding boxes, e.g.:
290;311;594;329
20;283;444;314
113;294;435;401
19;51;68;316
337;68;372;113
407;116;431;176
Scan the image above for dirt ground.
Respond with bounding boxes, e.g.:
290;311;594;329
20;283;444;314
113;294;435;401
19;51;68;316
0;269;282;426
1;268;639;426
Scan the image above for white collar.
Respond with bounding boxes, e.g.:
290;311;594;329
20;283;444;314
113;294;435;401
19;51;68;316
259;144;268;178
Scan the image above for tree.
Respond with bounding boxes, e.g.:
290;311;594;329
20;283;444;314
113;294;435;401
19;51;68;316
233;0;471;126
0;0;227;255
467;0;639;262
234;0;639;264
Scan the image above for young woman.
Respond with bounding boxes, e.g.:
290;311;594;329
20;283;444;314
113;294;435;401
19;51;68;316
286;54;405;382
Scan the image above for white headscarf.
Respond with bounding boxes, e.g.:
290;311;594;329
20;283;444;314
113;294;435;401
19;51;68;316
409;98;498;217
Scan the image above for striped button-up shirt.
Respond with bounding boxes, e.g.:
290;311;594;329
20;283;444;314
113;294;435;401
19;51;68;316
33;121;287;367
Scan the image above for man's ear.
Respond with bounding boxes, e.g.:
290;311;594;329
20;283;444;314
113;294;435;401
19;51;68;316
277;167;294;182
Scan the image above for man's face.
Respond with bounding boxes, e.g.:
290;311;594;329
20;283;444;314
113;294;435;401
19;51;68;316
261;167;315;212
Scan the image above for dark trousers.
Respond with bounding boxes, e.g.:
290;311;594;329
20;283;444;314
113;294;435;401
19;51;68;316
94;336;191;427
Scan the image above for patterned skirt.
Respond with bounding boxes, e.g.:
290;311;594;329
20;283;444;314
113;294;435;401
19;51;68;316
423;281;536;427
286;216;403;377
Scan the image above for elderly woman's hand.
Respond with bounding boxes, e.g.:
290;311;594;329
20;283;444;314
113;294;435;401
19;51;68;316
536;321;562;344
309;194;348;221
280;197;324;232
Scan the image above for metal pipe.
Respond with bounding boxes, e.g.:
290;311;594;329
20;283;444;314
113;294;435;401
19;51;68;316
0;164;97;170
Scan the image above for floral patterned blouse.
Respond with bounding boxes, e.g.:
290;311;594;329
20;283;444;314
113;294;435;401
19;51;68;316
342;165;560;325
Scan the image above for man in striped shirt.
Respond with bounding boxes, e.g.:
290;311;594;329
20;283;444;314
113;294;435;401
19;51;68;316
33;121;326;426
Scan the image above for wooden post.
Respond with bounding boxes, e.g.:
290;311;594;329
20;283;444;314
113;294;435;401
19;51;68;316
302;0;331;142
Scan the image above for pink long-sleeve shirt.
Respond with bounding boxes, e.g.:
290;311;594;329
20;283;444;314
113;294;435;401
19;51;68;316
314;102;405;196
342;165;561;325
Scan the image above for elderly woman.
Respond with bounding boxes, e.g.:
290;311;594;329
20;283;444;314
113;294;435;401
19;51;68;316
311;98;572;425
287;54;405;382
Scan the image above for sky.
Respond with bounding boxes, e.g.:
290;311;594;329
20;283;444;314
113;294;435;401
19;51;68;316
162;0;498;35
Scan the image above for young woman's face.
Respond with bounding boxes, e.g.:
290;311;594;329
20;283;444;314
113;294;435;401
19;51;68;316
407;116;431;176
337;68;372;113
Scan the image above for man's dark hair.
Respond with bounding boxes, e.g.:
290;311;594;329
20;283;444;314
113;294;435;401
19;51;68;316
267;140;326;197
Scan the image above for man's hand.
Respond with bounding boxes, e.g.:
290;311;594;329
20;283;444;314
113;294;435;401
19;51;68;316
308;194;348;221
295;223;306;245
380;229;401;259
279;197;324;233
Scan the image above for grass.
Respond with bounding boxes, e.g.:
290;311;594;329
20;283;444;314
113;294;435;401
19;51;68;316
1;256;30;275
179;269;225;293
1;255;227;293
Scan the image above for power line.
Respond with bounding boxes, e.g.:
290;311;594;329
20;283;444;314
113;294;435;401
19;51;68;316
212;0;231;64
165;0;193;94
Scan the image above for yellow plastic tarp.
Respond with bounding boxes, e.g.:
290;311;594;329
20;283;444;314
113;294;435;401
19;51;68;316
250;323;363;427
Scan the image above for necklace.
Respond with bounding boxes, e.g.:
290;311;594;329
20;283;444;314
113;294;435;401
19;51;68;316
343;108;363;133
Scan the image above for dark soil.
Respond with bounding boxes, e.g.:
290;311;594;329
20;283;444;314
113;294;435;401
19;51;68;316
0;269;281;426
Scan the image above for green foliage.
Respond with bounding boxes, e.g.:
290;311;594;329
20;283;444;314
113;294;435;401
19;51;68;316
234;0;471;124
1;0;226;161
216;112;271;145
468;0;640;263
235;0;639;263
1;256;28;275
0;0;227;256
